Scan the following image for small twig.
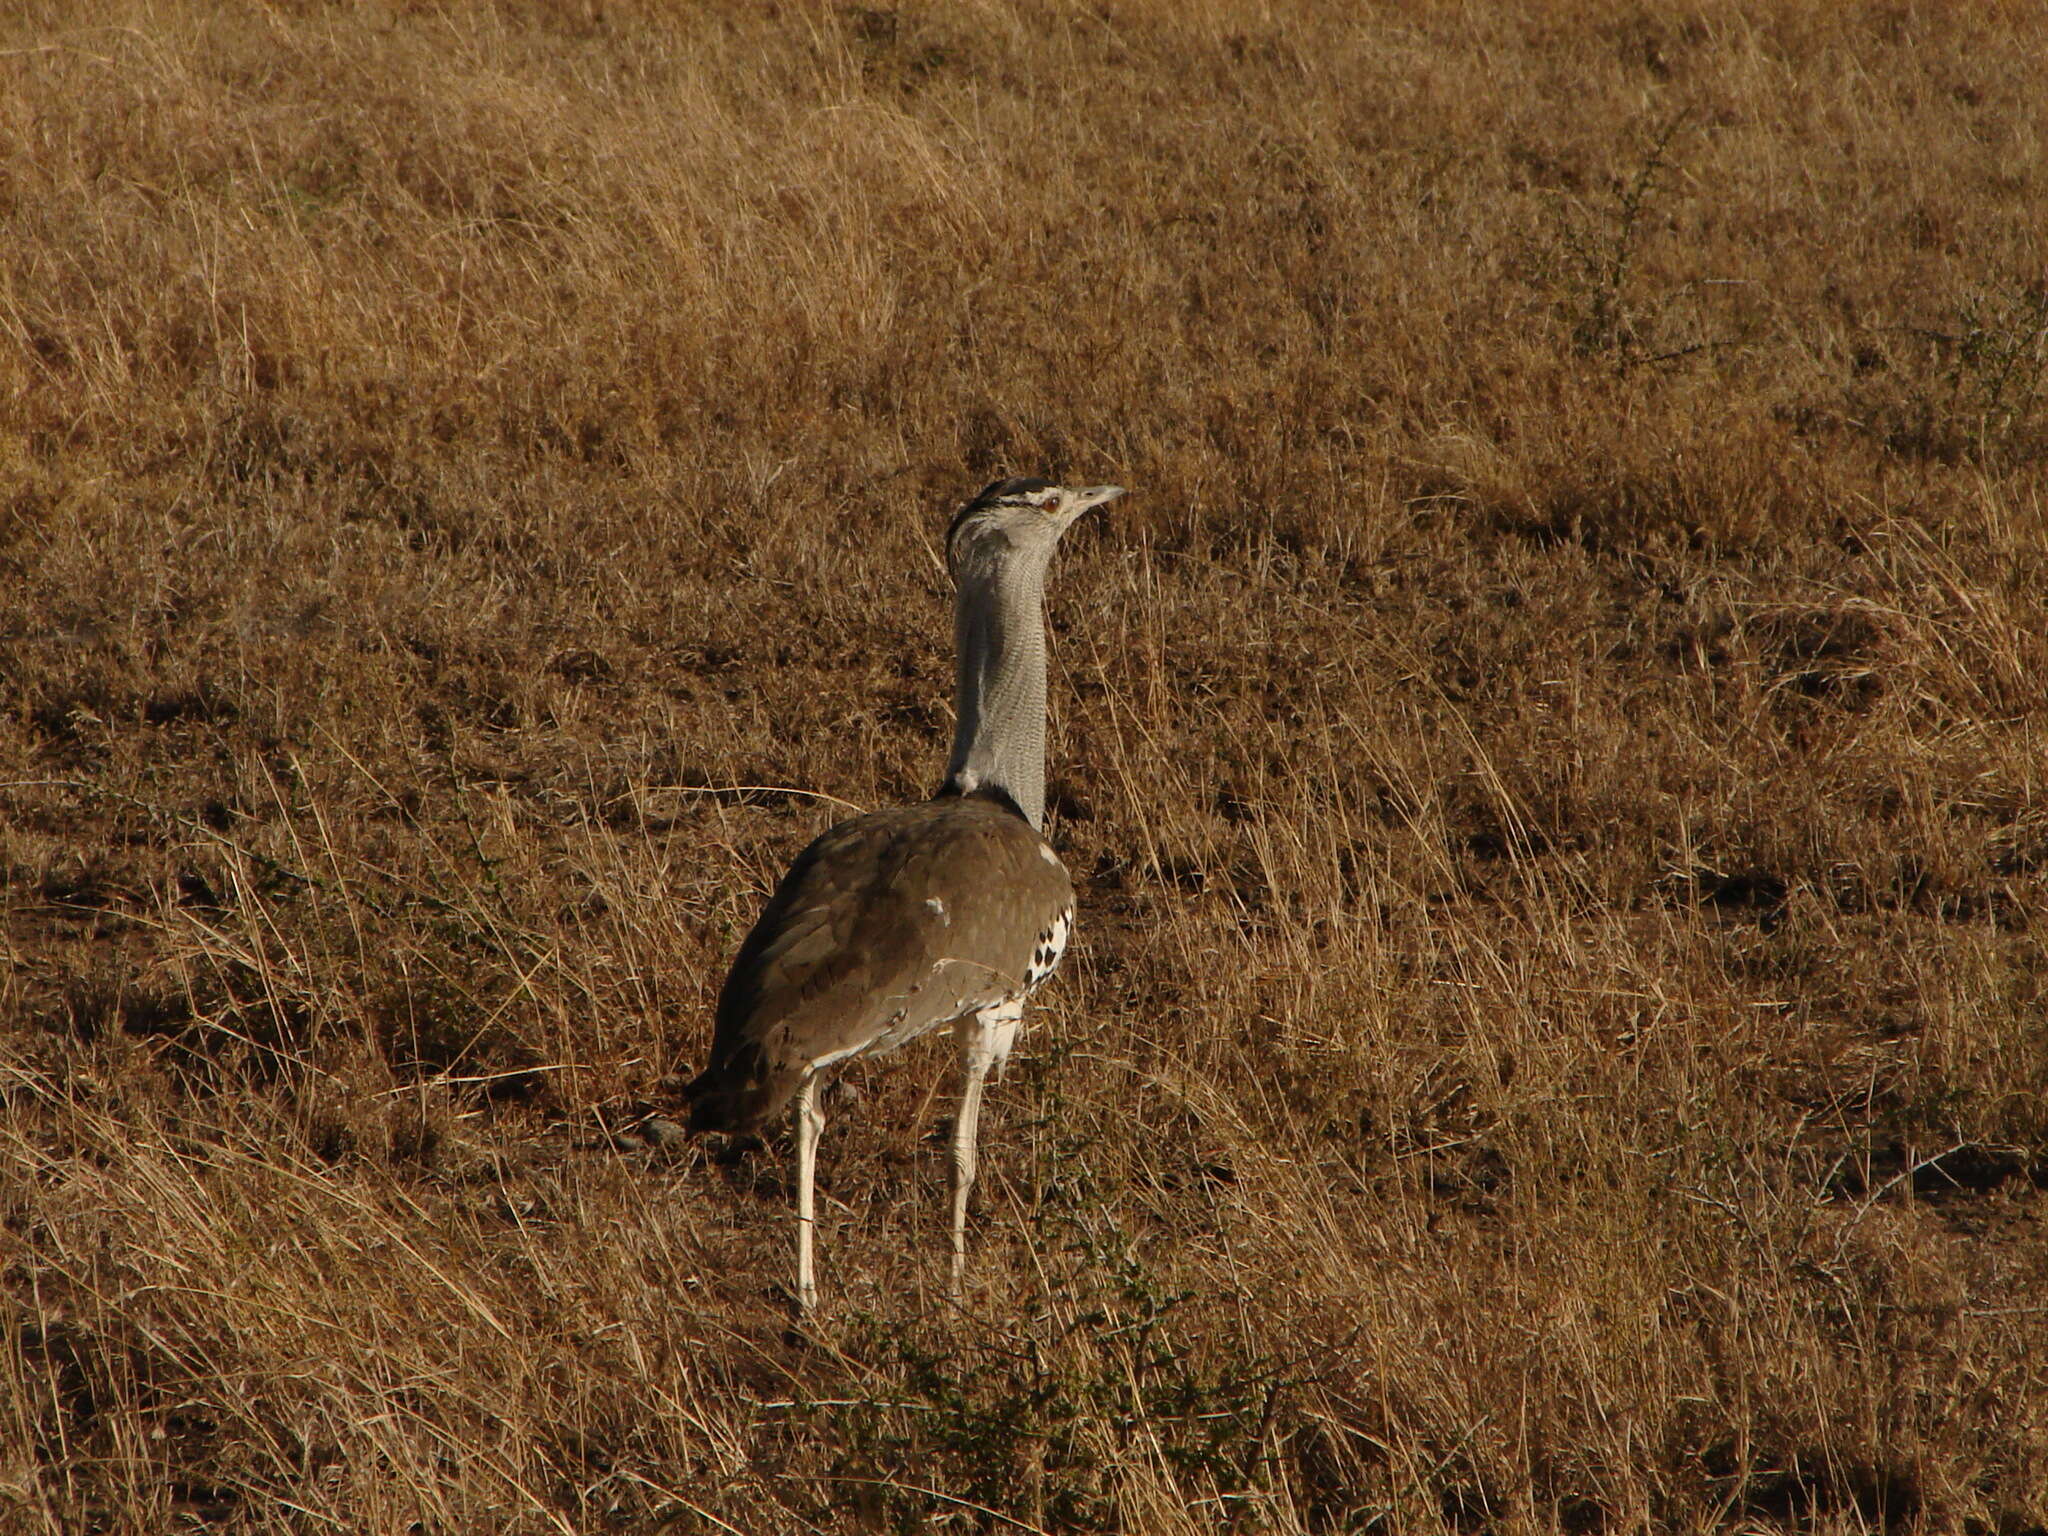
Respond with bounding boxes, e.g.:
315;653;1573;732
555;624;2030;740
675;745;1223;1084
811;1474;1051;1534
646;783;870;816
1826;1141;1970;1271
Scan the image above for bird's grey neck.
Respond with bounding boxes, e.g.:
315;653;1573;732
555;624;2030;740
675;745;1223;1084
942;548;1053;831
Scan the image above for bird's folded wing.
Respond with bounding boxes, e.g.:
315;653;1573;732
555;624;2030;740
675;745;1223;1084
713;799;1072;1069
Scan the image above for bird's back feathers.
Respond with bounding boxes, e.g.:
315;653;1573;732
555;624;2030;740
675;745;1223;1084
684;792;1073;1134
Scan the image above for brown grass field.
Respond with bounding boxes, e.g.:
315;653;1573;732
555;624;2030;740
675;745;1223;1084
4;1;2047;1530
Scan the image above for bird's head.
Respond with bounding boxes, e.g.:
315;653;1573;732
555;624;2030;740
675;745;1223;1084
946;478;1125;577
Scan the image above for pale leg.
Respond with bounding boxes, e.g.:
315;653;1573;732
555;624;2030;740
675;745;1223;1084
950;999;1021;1299
794;1071;825;1315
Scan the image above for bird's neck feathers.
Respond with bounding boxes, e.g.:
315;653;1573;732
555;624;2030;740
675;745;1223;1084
942;541;1054;831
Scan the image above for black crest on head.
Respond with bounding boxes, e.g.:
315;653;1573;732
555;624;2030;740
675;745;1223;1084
977;476;1054;503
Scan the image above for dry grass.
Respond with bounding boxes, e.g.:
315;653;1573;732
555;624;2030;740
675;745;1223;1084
4;1;2047;1531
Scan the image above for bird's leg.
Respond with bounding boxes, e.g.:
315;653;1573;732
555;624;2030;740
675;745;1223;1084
794;1071;825;1315
950;1026;993;1300
950;999;1020;1299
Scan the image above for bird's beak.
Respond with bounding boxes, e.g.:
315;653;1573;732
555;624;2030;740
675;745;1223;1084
1069;485;1126;515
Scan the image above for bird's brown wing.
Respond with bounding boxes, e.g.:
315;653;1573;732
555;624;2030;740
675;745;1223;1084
684;795;1073;1134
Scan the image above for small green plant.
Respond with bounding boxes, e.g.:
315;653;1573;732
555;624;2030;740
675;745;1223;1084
1872;280;2048;467
1944;284;2048;463
814;1122;1293;1532
1548;110;1758;377
1558;112;1691;362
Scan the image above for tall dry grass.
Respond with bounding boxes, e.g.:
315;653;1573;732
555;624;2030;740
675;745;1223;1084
3;1;2046;1531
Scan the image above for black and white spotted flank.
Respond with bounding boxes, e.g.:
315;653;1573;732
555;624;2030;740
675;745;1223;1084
1024;903;1074;992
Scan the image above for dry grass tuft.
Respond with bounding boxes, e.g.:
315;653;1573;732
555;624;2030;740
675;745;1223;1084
4;2;2046;1531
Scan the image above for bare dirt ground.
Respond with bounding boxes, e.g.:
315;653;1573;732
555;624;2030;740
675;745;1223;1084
3;3;2046;1531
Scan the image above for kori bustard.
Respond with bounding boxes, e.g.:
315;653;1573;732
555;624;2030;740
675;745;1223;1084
685;477;1123;1313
